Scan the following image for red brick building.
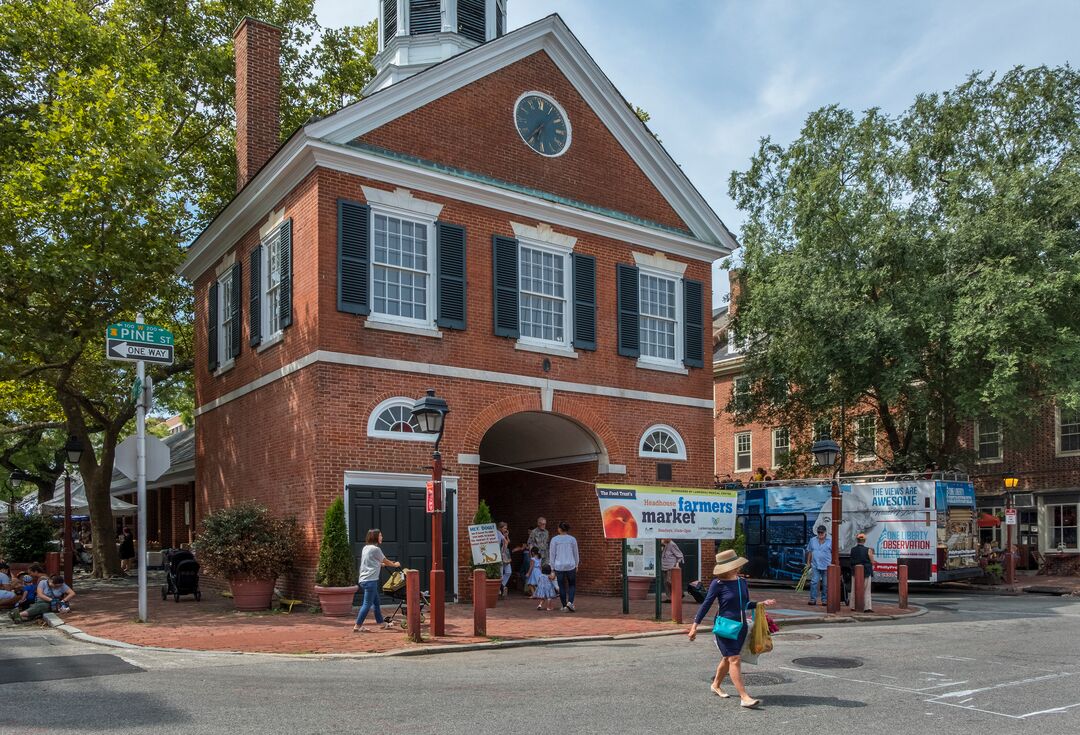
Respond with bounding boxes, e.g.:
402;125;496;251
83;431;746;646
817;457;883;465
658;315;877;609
179;9;737;600
712;284;1080;563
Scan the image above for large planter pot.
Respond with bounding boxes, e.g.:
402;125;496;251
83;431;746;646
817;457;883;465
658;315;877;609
229;577;276;611
315;584;359;617
627;576;653;601
484;578;501;609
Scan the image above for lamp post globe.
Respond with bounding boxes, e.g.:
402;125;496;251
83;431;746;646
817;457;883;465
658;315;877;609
811;439;841;468
411;389;449;438
64;434;84;464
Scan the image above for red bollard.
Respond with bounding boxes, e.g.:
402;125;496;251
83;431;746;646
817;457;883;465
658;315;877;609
473;569;487;637
670;566;683;624
853;565;865;612
898;564;909;610
430;569;445;637
406;570;422;643
45;551;60;577
826;564;840;613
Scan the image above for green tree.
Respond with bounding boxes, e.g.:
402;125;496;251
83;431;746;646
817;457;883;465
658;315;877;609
315;497;356;587
0;0;378;575
727;66;1080;472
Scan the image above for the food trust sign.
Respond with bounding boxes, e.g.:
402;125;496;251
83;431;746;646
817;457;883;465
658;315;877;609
596;485;738;540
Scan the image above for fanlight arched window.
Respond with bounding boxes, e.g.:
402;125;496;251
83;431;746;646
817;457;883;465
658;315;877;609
639;424;687;460
367;397;436;442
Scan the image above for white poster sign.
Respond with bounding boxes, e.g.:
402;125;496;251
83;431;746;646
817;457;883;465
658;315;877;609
467;523;501;565
596;484;737;540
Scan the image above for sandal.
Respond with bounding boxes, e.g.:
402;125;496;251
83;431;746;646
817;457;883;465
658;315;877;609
740;699;761;709
710;685;731;699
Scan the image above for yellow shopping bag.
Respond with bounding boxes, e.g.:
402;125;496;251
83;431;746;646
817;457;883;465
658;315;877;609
749;603;773;655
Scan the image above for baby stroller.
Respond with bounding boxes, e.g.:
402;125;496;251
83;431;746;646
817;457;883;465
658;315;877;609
382;568;428;629
161;549;202;602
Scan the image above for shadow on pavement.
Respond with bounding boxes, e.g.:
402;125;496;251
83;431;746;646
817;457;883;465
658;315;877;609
0;691;191;729
756;694;867;708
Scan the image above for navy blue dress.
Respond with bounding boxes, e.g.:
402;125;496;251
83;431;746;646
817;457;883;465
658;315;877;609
694;578;755;657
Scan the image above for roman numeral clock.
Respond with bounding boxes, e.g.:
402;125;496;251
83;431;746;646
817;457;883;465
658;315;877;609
514;92;572;157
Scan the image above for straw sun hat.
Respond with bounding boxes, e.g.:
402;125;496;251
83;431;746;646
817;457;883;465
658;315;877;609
713;549;748;576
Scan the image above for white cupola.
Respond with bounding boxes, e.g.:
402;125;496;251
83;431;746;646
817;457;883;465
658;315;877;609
366;0;509;93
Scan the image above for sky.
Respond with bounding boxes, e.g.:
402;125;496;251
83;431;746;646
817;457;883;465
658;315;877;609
312;0;1080;304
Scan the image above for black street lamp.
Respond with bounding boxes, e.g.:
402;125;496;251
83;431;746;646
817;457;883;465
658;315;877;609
1003;474;1019;586
812;439;843;614
8;469;33;515
62;434;84;586
411;389;449;636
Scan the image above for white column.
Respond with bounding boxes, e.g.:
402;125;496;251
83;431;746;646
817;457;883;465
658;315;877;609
443;0;456;33
485;0;496;41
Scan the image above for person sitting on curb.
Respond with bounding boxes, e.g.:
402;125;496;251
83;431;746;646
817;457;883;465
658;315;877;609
9;574;37;622
0;563;15;609
11;574;74;623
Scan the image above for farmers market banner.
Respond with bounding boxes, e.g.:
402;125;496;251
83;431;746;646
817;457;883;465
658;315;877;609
596;484;738;540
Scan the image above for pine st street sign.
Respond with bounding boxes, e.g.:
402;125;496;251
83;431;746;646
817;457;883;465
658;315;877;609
105;322;174;365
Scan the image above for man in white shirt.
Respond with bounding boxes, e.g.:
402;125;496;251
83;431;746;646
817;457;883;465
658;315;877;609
548;521;579;612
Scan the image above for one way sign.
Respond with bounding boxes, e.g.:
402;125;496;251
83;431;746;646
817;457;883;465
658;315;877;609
106;339;174;365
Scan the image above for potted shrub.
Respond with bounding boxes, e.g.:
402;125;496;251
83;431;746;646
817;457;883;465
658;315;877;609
0;513;56;574
314;498;358;616
195;503;299;611
472;500;503;609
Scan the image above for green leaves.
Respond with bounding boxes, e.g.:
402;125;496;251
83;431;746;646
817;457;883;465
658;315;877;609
195;503;300;581
315;497;356;587
729;66;1080;470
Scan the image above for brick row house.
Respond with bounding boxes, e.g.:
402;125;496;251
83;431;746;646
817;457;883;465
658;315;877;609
712;283;1080;566
180;7;737;600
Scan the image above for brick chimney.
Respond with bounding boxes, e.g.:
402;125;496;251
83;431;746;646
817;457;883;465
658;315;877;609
234;17;281;191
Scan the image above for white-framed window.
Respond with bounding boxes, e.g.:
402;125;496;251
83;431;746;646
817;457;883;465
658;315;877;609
813;418;832;442
216;269;235;371
1048;504;1078;551
367;397;437;442
732;375;751;413
855;414;876;462
261;227;283;340
371;208;435;327
772;427;789;469
734;432;752;473
975;417;1003;463
638;269;681;365
518;240;572;349
639;424;687;460
1057;406;1080;456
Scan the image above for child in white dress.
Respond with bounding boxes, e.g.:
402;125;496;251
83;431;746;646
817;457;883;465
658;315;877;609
532;563;559;610
525;547;543;596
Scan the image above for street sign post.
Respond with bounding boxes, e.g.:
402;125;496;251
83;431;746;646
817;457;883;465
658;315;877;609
105;316;173;622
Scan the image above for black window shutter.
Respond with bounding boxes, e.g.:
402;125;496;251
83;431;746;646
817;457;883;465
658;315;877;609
249;245;262;346
230;262;242;359
338;199;370;315
683;278;705;368
492;235;519;338
572;253;596;351
208;281;219;372
616;263;640;358
279;219;293;329
436;222;467;330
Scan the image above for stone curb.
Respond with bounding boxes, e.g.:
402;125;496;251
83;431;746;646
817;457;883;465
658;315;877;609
41;605;925;660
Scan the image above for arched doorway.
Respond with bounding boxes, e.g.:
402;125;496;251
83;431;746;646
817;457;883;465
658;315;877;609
478;411;612;595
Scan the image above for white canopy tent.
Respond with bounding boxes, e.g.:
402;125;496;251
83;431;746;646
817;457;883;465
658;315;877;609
40;487;137;516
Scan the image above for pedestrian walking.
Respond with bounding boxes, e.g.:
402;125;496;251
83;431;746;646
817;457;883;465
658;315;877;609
661;538;685;602
497;521;513;598
549;521;579;612
353;528;401;632
532;563;559;610
118;527;135;574
849;532;875;612
805;525;832;606
527;517;550;564
525;546;543;596
688;550;776;708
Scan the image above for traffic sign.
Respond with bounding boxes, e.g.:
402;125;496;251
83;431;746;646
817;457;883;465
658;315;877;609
107;340;174;364
107;322;173;345
114;434;171;483
1005;509;1018;526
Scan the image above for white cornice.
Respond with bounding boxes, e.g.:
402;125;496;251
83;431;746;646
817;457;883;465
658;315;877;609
511;221;576;249
180;135;729;282
361;185;444;217
305;14;738;252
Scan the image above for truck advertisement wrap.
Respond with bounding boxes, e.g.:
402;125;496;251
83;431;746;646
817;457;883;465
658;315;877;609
595;484;738;540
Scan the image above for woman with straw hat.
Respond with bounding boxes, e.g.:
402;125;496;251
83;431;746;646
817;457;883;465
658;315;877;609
688;549;775;709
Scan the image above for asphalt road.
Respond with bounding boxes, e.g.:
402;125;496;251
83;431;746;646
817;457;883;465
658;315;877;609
1;590;1078;735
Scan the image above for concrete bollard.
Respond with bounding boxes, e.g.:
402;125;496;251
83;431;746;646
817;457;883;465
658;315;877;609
473;569;487;637
898;564;908;609
853;564;865;612
406;570;422;643
670;566;683;624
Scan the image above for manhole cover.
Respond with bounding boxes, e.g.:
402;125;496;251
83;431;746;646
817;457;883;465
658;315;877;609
791;656;864;669
742;672;789;686
773;633;821;641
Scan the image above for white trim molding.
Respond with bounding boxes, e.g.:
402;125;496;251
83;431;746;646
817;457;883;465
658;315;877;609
195;349;714;416
361;185;444;218
510;221;577;249
632;250;687;277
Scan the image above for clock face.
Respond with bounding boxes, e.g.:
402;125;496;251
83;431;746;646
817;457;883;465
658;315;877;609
514;93;571;156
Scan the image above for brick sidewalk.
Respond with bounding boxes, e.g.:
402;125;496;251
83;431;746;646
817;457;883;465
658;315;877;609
52;575;913;655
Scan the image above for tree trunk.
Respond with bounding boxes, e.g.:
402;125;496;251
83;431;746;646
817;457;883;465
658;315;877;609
81;443;123;578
